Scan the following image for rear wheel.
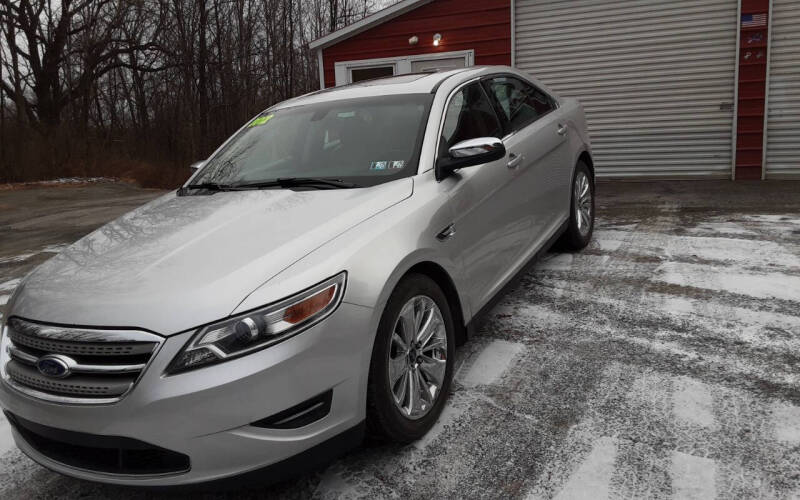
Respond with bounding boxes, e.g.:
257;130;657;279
557;161;594;251
366;274;455;443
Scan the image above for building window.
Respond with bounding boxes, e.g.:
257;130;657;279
350;66;394;83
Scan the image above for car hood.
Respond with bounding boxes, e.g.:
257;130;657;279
10;179;413;334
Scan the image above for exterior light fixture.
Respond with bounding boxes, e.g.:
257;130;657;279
409;36;419;46
433;33;442;47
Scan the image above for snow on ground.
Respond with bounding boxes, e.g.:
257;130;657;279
458;339;524;388
0;279;20;293
0;412;12;457
0;254;36;265
655;262;800;302
0;184;799;499
0;177;119;190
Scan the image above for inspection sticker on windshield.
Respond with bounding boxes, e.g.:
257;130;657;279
370;160;405;171
249;114;274;127
370;161;389;170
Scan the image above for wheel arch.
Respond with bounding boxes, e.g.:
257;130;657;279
577;150;595;180
401;261;468;347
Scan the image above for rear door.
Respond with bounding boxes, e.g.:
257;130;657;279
440;82;531;310
483;75;572;241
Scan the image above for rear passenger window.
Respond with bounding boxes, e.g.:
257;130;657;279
485;76;556;133
439;83;503;157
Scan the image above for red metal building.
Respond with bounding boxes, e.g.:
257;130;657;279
311;0;798;180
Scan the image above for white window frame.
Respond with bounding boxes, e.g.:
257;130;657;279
334;49;475;86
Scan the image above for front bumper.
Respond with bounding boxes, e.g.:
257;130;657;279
0;302;373;486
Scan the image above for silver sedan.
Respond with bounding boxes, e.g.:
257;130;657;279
0;66;594;486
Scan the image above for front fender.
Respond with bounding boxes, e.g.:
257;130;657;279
232;176;467;330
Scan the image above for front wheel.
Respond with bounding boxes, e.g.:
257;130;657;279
556;160;595;251
366;274;455;443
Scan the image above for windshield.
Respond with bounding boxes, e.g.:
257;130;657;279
192;94;433;188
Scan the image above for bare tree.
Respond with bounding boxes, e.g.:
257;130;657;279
0;0;380;185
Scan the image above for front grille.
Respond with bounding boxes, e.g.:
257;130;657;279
5;411;190;476
1;317;162;404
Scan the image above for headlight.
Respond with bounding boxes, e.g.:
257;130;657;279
167;272;346;374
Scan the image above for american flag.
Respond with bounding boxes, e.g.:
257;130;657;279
742;13;767;28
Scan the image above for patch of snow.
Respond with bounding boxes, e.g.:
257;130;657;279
0;279;20;293
671;452;717;500
741;214;800;236
458;340;524;388
313;463;364;499
659;296;697;315
514;303;571;328
625;233;800;269
413;392;470;450
654;292;800;349
0;244;68;265
771;402;800;444
0;295;8;306
593;235;624;253
0;411;14;456
598;222;639;232
41;243;69;254
685;221;757;236
44;177;116;185
743;214;800;224
544;437;618;500
0;253;36;264
538;253;574;271
676;236;800;268
655;262;800;302
673;377;717;429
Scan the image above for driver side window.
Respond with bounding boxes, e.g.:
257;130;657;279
439;83;503;158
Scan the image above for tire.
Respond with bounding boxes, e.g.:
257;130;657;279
556;160;595;251
366;273;456;443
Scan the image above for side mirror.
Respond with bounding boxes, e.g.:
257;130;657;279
189;161;205;175
436;137;506;180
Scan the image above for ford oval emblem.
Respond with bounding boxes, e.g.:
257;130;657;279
36;355;72;379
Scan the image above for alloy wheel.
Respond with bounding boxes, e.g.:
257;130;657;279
574;170;593;236
388;295;448;420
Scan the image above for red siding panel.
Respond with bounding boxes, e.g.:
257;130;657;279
735;2;771;179
321;0;511;88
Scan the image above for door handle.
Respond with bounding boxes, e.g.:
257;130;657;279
557;124;568;136
507;152;524;169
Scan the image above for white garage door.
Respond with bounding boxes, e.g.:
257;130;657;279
515;0;739;178
765;0;800;179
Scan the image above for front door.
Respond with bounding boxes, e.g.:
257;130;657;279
440;82;531;311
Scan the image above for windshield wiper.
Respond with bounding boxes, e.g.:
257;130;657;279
231;178;360;190
178;182;238;195
181;182;234;191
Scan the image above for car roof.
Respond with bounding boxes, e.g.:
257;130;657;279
271;66;511;110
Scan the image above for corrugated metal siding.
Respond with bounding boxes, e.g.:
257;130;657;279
515;0;739;178
321;0;511;89
765;0;800;179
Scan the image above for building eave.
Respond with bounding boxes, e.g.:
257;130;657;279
309;0;434;51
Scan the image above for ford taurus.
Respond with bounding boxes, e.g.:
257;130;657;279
0;66;594;486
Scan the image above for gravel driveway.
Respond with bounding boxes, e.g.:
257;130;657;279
0;180;798;499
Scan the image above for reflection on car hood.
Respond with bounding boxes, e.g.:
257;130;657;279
10;179;413;334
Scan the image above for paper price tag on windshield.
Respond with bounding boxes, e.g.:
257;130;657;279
249;114;274;127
